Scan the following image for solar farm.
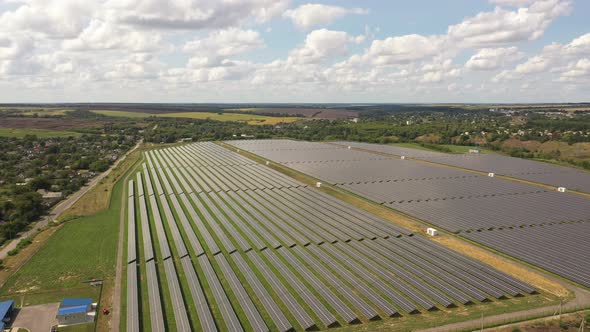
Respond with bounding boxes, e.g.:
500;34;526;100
334;141;590;194
124;142;539;331
227;139;590;290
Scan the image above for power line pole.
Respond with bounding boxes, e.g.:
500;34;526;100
480;312;484;332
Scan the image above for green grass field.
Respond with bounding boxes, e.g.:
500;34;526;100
90;109;300;125
0;172;122;301
0;107;71;117
390;142;495;154
90;110;153;118
0;128;81;138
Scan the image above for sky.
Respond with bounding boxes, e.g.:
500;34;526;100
0;0;589;103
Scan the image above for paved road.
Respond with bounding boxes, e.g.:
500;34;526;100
12;302;59;332
0;141;142;260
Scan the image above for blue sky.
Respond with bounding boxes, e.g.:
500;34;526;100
0;0;588;103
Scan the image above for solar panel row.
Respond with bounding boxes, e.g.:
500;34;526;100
126;142;537;332
332;141;590;195
126;180;139;332
464;222;590;287
225;139;590;288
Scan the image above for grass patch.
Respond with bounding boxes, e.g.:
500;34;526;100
60;148;142;219
90;110;153;118
0;197;119;293
157;112;299;125
0;128;81;138
57;323;95;332
0;286;100;307
90;110;301;125
0;163;135;331
390;142;495;154
334;292;562;332
18;109;71;117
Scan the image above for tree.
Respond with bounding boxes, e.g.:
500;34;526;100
89;159;110;172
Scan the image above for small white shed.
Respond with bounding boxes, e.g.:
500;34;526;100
426;228;438;236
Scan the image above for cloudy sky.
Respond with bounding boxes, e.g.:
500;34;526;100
0;0;588;103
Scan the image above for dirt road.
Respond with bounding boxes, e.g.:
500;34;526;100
0;141;141;260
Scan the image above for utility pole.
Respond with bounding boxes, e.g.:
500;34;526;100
480;312;484;332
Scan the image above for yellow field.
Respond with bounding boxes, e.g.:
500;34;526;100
90;110;299;125
157;112;299;125
222;108;258;112
0;107;71;116
91;110;153;118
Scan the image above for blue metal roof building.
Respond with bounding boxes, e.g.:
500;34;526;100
57;298;94;326
0;300;15;330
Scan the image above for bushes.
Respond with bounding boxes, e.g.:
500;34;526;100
7;237;33;256
418;142;453;153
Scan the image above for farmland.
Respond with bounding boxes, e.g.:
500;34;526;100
0;128;81;138
124;142;544;332
90;109;300;125
0;117;110;131
224;107;359;119
227;139;590;289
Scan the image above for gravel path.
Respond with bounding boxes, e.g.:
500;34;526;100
110;145;143;332
419;268;590;332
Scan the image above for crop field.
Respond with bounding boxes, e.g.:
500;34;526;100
1;108;71;116
226;139;590;289
91;110;154;118
125;142;539;332
223;108;359;119
0;127;81;138
0;117;108;131
92;110;300;125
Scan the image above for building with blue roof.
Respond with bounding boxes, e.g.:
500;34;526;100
0;300;14;330
56;298;96;326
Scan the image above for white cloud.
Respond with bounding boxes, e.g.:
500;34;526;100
183;28;264;65
563;33;590;55
448;0;571;46
0;34;33;60
0;0;586;102
0;0;95;38
488;0;536;7
559;58;590;81
362;34;444;66
283;4;368;30
288;29;352;64
493;31;590;82
62;19;165;52
465;47;525;70
106;0;289;30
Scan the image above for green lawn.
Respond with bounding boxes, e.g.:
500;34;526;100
0;174;122;296
58;323;95;332
390;142;495;154
90;110;154;118
0;128;81;138
90;109;300;125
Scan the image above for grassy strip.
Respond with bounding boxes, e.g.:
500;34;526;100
90;109;300;125
61;149;142;218
0;127;81;138
388;142;496;154
0;141;141;332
